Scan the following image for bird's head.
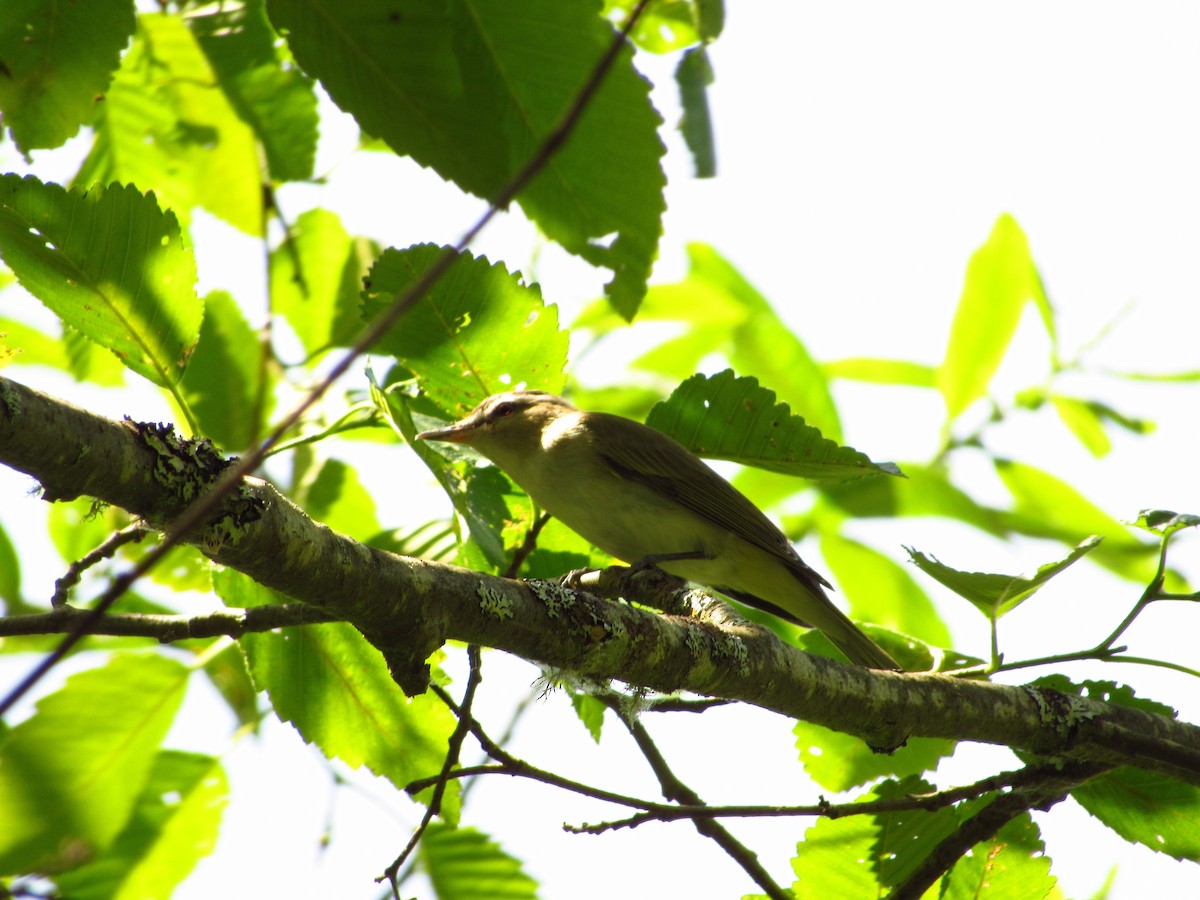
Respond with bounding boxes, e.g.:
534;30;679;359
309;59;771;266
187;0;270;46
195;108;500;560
416;391;578;463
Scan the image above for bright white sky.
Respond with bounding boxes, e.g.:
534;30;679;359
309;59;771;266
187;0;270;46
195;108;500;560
3;2;1200;898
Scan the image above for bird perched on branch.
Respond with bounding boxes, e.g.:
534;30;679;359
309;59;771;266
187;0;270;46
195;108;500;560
418;391;900;670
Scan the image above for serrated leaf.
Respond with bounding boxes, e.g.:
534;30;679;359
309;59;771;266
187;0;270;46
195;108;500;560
598;243;843;441
270;208;377;357
940;812;1056;900
0;175;201;387
179;290;273;451
1072;768;1200;861
0;654;189;874
75;13;263;235
871;778;963;888
52;751;228;900
217;567;460;815
938;214;1048;420
243;623;458;794
645;370;898;481
906;536;1101;620
793;777;960;899
420;823;539;900
0;0;135;152
363;244;567;413
792;809;877;900
267;0;664;316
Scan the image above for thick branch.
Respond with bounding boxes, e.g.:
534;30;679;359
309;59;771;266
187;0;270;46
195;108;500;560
3;374;1200;781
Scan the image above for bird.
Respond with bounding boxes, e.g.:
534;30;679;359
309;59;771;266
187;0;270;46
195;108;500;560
417;390;900;670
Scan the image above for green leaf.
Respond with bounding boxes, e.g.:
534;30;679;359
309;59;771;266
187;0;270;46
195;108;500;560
420;823;540;900
0;521;21;608
0;0;135;152
940;812;1056;900
792;777;960;898
218;570;460;809
202;641;261;729
267;0;665;316
0;653;189;874
0;316;127;385
76;13;263;235
0;175;201;387
190;0;319;183
604;0;701;53
270;208;377;357
610;243;843;440
1051;394;1112;457
1130;509;1200;538
1028;676;1177;720
363;244;568;413
823;357;938;387
791;807;877;899
905;536;1102;620
994;459;1153;579
52;751;228;900
645;370;899;481
1072;767;1200;861
569;691;606;743
180;290;272;450
820;534;951;647
871;778;963;888
293;458;382;542
820;463;1010;538
676;47;715;178
793;719;955;792
938;214;1048;419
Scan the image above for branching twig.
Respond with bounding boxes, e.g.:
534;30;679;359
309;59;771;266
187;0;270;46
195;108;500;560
379;645;485;897
602;696;791;900
50;523;150;607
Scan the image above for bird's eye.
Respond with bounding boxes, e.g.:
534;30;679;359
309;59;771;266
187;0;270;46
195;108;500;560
492;402;515;418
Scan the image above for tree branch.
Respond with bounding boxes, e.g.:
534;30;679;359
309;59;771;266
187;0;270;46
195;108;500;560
0;603;336;641
4;374;1200;785
604;697;789;900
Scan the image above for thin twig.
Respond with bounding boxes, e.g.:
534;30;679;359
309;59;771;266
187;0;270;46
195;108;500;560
379;645;485;897
603;697;791;900
0;603;337;640
50;523;149;607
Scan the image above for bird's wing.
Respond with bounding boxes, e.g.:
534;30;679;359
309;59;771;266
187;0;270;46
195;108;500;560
593;414;832;591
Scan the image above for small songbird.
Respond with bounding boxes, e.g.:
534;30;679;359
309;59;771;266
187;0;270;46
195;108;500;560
417;391;900;670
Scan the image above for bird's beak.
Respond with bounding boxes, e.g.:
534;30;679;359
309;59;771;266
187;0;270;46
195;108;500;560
416;421;476;443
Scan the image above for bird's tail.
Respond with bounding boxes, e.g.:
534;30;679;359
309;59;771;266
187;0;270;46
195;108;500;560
817;603;901;671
